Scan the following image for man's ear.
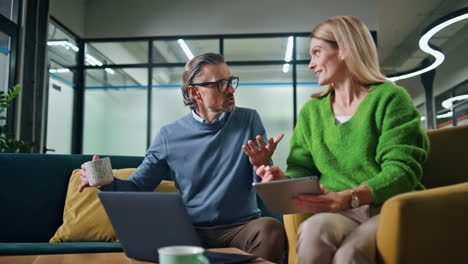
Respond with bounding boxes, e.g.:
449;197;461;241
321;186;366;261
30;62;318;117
188;85;200;99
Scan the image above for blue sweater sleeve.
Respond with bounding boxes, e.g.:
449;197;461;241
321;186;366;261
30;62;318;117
100;129;171;192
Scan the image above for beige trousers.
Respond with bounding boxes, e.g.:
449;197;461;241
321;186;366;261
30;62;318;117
196;217;286;263
297;205;380;264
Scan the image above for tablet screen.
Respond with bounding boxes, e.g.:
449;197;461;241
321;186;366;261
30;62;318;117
253;176;321;215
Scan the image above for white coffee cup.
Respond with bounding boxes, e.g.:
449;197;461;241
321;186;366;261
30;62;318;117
84;157;114;187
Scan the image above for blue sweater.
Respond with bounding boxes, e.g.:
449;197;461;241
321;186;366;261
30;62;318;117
100;107;265;226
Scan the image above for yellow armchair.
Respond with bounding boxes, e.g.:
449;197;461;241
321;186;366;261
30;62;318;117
283;124;468;264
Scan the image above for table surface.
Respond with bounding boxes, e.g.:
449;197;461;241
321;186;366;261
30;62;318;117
0;247;273;264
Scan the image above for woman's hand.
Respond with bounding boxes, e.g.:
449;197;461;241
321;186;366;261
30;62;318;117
255;165;287;182
242;134;284;168
293;185;349;213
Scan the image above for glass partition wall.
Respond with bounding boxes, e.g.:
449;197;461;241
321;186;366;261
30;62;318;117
46;23;456;168
83;68;148;156
0;32;10;129
44;24;329;168
46;20;78;154
0;31;10;100
435;80;468;128
76;33;323;169
0;0;20;131
39;15;468;163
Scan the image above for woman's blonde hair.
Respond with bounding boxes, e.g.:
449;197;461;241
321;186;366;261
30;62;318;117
310;16;390;98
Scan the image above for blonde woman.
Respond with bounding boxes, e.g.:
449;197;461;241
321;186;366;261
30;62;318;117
243;16;429;264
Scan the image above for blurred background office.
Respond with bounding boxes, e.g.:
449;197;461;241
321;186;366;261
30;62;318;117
0;0;467;171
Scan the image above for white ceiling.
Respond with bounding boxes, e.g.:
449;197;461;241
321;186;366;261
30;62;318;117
49;0;468;98
379;0;468;75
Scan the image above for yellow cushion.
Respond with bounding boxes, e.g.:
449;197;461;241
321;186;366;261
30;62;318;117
50;168;176;242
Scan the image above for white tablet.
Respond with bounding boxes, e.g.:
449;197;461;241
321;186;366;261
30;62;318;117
253;176;321;216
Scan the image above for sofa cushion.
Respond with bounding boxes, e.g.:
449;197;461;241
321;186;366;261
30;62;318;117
50;168;176;242
0;242;122;256
0;154;145;243
422;125;468;188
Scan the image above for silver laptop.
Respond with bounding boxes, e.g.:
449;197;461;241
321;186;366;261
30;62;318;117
98;192;258;263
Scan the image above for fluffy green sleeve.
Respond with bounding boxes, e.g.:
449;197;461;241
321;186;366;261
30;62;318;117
363;86;430;205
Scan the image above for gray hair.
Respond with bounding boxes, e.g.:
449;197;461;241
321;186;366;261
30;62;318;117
181;53;225;110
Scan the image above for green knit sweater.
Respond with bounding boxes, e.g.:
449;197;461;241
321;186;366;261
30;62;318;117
285;82;430;205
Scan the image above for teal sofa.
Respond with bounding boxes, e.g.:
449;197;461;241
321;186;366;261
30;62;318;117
0;153;277;256
0;153;148;255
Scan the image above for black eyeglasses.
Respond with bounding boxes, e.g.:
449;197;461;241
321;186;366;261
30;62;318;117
190;77;239;93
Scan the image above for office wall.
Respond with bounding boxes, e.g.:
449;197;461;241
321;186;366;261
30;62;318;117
46;77;73;154
81;0;378;38
0;50;6;127
49;0;85;36
83;88;147;156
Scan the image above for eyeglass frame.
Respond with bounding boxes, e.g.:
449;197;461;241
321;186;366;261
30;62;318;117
190;76;239;93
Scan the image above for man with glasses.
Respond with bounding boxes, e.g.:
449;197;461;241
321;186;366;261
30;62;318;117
79;53;286;263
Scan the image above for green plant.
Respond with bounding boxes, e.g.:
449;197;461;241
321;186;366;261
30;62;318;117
0;84;34;153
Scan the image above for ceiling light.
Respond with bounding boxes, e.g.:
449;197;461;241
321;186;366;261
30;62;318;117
49;68;70;73
282;63;290;73
178;39;194;60
436;111;453;119
47;40;79;52
284;36;293;62
85;54;103;66
47;40;68;46
441;94;468;109
105;68;115;75
388;10;468;82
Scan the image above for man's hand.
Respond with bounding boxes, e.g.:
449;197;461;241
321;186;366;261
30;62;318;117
242;134;284;168
255;165;287;182
78;155;99;192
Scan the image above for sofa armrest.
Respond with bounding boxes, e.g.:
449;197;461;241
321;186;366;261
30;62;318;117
283;212;314;264
377;182;468;264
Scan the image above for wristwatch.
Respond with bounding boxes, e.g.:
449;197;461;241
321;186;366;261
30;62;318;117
350;189;360;208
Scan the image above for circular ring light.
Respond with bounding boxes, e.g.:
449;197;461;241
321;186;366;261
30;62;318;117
441;94;468;109
388;7;468;82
